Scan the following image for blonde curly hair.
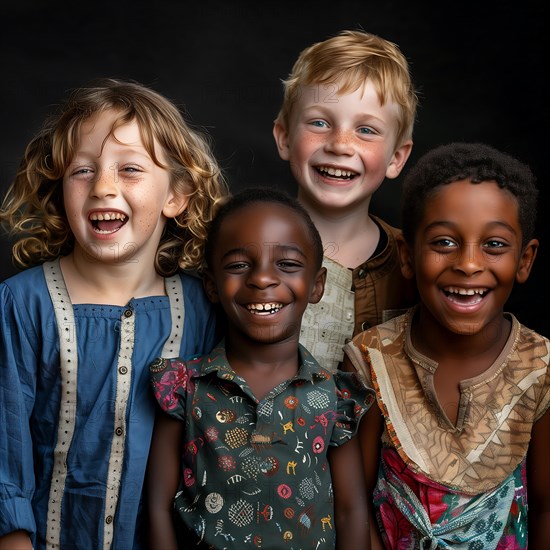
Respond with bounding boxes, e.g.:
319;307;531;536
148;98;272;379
0;78;229;275
275;29;418;147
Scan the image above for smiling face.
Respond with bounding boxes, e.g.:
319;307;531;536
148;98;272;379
273;79;412;215
401;179;538;340
63;109;186;266
204;201;326;345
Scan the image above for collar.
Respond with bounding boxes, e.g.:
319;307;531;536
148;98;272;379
193;340;331;384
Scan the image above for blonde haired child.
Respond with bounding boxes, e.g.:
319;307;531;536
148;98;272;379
274;30;419;370
0;78;228;550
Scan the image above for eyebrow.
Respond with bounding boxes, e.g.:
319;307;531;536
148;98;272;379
221;243;308;261
423;220;519;234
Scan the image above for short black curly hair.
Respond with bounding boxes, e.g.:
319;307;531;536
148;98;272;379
205;186;324;271
401;142;538;248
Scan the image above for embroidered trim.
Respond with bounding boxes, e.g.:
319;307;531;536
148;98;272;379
44;259;78;549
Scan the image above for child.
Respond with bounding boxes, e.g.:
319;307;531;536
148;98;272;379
343;142;550;548
0;78;228;550
273;29;419;371
147;187;375;549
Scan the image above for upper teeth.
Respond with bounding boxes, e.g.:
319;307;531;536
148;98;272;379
247;303;283;311
445;287;486;295
318;166;355;178
90;212;127;221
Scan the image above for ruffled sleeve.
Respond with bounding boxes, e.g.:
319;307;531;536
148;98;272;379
330;370;375;446
150;357;193;421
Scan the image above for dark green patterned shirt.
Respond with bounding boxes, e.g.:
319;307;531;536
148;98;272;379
150;342;374;549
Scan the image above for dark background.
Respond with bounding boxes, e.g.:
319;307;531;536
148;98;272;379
1;1;548;336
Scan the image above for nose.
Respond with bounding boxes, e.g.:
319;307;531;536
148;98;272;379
324;129;355;156
90;167;118;199
452;242;485;276
246;257;279;289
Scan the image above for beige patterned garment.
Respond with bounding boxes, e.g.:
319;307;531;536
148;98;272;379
344;308;550;495
300;256;354;372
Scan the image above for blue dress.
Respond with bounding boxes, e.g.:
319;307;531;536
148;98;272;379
0;259;217;549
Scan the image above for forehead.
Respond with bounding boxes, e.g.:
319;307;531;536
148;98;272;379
293;79;399;114
78;110;141;145
216;202;312;250
421;179;521;226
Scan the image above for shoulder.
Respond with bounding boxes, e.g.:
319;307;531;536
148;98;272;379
351;311;409;351
510;317;550;369
1;264;50;309
2;264;46;290
175;270;212;311
370;214;402;239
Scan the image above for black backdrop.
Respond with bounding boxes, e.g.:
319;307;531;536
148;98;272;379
1;1;548;336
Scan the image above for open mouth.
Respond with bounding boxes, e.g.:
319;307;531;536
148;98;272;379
246;302;283;315
442;286;489;305
89;211;128;234
315;165;358;181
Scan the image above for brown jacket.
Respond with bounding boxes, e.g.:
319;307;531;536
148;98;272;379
352;215;418;334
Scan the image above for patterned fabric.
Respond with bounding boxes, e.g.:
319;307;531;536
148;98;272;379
0;262;217;549
300;256;354;373
344;308;550;548
150;343;374;549
300;215;417;373
375;448;527;549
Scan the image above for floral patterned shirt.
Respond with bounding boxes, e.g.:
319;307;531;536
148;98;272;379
150;342;374;549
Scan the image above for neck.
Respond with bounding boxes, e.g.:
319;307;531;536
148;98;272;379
411;305;512;363
60;251;165;305
298;195;379;268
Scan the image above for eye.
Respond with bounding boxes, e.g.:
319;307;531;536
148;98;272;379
224;261;249;272
432;238;457;249
483;239;508;253
358;126;375;135
70;166;94;177
277;259;303;272
310;120;328;128
119;165;144;177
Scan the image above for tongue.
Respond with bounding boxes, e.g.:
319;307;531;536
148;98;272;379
448;293;483;305
97;219;125;232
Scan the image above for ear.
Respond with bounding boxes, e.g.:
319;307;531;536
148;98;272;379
163;191;189;219
386;139;413;180
397;234;415;280
202;270;220;304
309;267;327;304
273;120;291;161
515;238;538;284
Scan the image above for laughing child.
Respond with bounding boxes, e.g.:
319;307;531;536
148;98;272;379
147;187;374;549
273;30;419;371
344;142;550;548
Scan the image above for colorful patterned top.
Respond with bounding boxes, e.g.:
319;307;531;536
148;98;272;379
150;342;374;549
344;308;550;549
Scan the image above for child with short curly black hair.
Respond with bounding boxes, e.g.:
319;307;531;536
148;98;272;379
344;142;549;548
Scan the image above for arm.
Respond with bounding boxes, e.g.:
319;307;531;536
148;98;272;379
329;435;370;550
0;531;33;550
342;354;385;550
0;285;38;544
527;406;550;547
146;410;183;550
358;402;385;550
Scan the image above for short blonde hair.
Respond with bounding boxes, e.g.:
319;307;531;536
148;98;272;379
0;78;229;274
276;30;418;147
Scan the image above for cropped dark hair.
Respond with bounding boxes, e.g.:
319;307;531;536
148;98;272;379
401;142;538;248
205;187;324;270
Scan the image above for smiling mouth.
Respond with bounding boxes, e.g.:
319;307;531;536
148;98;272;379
315;165;358;180
89;212;128;234
443;286;489;305
246;302;283;315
